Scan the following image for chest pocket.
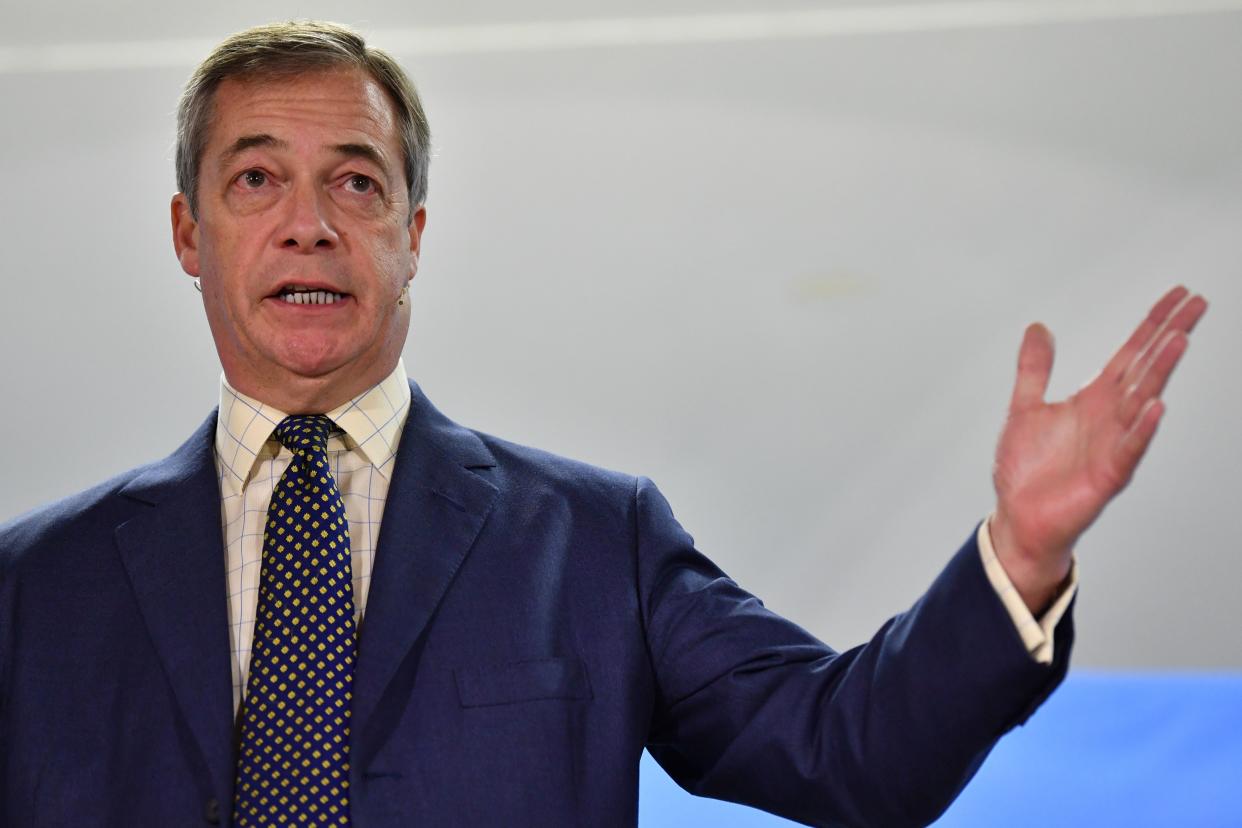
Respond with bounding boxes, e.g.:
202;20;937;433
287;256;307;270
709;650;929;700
454;657;592;708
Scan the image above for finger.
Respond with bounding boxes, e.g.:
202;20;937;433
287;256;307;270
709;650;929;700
1174;293;1210;336
1123;293;1208;386
1115;397;1165;483
1010;322;1054;411
1118;330;1189;428
1123;291;1205;375
1103;285;1189;383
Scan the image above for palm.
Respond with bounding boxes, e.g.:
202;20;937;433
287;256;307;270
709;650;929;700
996;380;1141;557
991;286;1207;580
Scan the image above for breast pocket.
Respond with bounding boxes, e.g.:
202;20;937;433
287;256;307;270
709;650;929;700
454;657;593;708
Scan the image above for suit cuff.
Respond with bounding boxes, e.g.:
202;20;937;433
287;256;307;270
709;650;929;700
977;517;1078;665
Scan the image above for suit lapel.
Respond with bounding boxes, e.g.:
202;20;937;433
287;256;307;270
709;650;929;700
105;384;499;787
113;413;236;801
352;381;498;762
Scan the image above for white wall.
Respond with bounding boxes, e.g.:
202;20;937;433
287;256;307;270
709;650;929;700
2;1;1239;668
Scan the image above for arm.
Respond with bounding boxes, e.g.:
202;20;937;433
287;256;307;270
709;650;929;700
641;286;1207;826
638;478;1069;828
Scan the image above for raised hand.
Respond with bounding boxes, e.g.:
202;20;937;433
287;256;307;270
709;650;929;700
989;286;1208;613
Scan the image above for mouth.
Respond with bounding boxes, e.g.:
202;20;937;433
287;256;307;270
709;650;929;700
272;284;350;306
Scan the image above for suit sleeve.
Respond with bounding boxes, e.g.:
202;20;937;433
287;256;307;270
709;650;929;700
635;477;1072;828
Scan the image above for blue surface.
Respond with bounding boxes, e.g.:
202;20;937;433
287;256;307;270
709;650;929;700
638;672;1242;827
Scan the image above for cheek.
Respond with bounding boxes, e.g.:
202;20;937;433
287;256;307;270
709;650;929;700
368;237;415;293
201;231;263;303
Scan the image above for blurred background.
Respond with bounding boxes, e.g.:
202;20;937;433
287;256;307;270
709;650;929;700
1;1;1239;824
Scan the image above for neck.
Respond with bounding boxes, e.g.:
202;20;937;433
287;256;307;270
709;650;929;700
224;359;399;414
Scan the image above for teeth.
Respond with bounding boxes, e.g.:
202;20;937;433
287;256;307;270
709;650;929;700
280;289;345;305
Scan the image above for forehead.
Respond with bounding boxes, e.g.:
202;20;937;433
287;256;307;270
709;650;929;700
205;67;400;157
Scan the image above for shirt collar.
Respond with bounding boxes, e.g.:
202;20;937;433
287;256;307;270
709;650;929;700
214;358;412;495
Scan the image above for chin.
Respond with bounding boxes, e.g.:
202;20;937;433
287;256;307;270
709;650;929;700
268;338;358;380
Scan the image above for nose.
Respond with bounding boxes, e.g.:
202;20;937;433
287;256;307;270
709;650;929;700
278;181;339;251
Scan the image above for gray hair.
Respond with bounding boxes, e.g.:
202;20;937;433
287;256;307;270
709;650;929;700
175;20;430;220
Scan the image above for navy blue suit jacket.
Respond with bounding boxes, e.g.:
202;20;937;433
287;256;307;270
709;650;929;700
0;381;1071;827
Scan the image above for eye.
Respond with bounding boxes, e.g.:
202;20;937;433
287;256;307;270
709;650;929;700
344;174;377;195
239;169;268;189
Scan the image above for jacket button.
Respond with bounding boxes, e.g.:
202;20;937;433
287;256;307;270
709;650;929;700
204;797;221;825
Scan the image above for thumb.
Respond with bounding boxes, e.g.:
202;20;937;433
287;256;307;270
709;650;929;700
1009;322;1054;411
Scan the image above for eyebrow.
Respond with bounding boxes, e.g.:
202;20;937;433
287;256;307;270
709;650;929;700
332;142;388;172
216;135;389;173
219;134;286;169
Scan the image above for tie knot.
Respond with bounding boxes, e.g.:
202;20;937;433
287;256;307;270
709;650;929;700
273;415;335;455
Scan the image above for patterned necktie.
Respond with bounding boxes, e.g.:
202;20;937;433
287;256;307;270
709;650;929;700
234;415;356;827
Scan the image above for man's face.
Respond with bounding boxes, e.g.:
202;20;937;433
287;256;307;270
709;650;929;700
172;67;425;407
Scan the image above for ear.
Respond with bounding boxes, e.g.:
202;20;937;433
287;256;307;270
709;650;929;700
407;205;427;280
171;193;201;277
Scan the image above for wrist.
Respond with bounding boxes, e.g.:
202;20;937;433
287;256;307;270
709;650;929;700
988;510;1073;615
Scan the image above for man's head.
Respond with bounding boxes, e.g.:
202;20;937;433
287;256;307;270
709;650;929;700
171;21;430;412
176;21;430;220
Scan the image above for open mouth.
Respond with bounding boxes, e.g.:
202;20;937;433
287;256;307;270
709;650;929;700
276;285;348;305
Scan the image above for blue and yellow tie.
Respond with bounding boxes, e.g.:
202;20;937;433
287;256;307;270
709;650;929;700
234;415;356;826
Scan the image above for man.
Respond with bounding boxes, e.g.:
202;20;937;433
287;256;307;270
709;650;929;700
0;20;1207;828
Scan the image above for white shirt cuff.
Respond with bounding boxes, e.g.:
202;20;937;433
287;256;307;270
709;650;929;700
977;518;1078;665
